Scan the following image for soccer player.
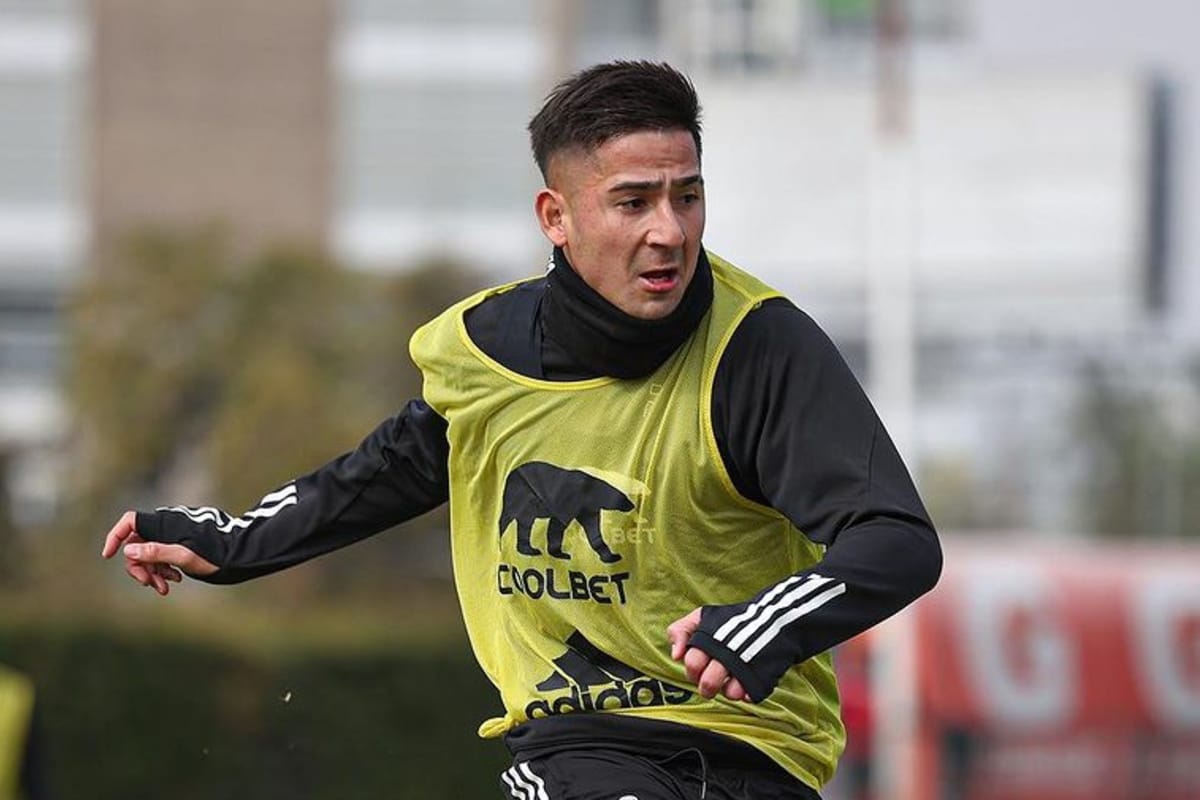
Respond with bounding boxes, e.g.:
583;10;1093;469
102;61;941;799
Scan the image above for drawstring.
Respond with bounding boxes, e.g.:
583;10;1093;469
655;746;710;800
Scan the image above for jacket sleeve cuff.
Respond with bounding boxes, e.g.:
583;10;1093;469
686;629;775;702
134;510;163;542
135;509;228;582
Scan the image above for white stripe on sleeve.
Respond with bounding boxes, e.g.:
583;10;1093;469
721;575;836;652
158;483;298;534
712;574;810;641
738;582;848;661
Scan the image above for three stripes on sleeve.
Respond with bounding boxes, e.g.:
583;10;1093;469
710;573;846;662
689;571;848;700
157;483;299;535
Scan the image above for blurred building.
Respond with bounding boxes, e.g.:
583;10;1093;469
0;0;83;524
340;0;1199;537
658;0;1176;535
2;0;1199;536
333;0;543;271
90;0;334;260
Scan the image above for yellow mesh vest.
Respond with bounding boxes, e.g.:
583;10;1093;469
411;252;844;788
0;666;33;800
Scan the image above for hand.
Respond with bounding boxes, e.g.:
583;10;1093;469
101;510;218;596
667;607;751;702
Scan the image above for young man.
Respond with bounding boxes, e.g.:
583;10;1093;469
102;61;941;799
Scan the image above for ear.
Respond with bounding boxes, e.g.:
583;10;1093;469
534;188;569;247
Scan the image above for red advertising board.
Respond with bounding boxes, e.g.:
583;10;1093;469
911;540;1200;800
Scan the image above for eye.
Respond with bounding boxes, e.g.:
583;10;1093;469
618;197;647;210
678;192;700;205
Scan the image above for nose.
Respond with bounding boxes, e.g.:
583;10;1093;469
646;199;686;249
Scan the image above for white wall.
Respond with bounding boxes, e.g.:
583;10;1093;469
970;0;1200;341
697;69;1148;341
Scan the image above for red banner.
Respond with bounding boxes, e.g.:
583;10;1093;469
912;541;1200;800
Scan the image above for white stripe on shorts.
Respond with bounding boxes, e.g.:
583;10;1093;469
518;762;550;800
502;767;531;800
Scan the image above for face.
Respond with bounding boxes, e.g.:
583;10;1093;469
535;129;706;320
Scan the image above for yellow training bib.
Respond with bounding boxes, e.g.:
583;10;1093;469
410;252;844;788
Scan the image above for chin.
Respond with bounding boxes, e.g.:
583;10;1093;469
629;296;682;321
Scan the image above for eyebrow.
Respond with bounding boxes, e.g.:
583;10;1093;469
608;174;704;193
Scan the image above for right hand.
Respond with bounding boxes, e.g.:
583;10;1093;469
101;510;218;596
666;608;751;702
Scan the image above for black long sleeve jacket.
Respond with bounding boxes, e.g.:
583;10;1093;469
136;277;941;701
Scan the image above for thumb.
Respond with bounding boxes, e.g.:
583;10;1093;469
124;541;218;577
667;607;703;661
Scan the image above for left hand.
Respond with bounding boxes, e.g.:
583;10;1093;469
101;510;216;595
667;608;751;702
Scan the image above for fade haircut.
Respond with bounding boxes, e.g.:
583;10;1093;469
528;60;702;183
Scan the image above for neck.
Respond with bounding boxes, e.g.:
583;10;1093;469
541;247;713;379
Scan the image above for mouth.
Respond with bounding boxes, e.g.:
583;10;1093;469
638;268;680;294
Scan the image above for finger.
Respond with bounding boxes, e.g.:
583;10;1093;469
126;556;175;592
125;560;153;587
124;542;217;577
683;647;710;684
667;608;702;661
102;511;138;558
148;562;183;584
722;677;749;702
697;659;730;699
668;625;687;661
146;562;174;591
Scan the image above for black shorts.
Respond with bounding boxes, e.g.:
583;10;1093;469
499;747;822;800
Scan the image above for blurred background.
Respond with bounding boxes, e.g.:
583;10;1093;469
1;0;1198;797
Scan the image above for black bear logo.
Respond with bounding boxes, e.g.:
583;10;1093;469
498;462;632;563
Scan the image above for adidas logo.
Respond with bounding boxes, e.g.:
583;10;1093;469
525;631;693;719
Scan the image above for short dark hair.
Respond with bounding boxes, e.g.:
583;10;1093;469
528;60;702;182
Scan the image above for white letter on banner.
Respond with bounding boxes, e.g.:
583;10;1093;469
1133;575;1200;729
962;563;1076;729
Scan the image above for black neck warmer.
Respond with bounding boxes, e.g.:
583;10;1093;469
541;246;714;380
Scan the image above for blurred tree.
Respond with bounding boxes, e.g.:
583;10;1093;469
1073;360;1200;539
0;449;20;587
66;224;488;599
919;454;1025;532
